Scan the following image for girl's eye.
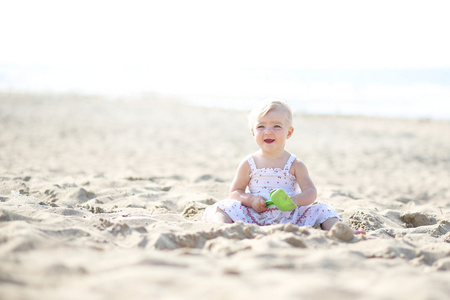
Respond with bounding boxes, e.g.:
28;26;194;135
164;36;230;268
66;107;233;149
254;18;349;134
274;125;281;128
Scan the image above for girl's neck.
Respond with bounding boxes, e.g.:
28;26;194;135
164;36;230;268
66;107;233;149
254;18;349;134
259;149;288;159
254;150;290;169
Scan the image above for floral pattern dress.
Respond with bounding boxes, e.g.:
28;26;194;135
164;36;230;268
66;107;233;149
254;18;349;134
203;155;341;226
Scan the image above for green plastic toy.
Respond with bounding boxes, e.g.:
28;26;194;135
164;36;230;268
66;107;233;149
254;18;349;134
265;189;297;211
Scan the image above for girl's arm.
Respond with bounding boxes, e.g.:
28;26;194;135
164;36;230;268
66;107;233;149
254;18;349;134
229;158;267;212
291;159;317;206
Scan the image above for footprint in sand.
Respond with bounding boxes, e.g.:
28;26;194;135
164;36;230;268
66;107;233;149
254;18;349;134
400;212;436;228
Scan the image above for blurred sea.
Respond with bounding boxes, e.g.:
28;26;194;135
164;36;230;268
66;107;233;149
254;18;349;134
1;65;449;120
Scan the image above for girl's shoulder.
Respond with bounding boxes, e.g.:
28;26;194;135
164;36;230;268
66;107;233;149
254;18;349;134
236;155;252;172
290;157;309;177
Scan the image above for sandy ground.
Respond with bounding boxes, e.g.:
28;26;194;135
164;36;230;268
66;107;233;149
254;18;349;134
1;92;450;300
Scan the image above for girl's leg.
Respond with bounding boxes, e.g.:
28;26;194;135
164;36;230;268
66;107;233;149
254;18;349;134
321;217;339;230
213;208;234;223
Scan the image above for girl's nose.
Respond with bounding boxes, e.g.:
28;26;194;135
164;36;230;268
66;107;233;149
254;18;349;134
264;128;274;134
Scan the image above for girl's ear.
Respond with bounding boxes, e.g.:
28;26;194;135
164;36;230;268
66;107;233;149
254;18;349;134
287;127;294;139
251;128;255;136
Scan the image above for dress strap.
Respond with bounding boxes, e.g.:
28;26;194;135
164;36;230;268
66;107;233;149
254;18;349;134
284;155;296;171
247;155;257;172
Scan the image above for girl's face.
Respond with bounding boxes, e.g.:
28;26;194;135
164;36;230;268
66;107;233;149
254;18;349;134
251;109;293;154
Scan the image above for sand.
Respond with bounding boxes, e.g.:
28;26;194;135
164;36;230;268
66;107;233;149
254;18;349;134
1;92;450;300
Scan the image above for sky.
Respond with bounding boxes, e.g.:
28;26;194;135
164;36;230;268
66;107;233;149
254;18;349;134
2;0;450;69
1;0;450;118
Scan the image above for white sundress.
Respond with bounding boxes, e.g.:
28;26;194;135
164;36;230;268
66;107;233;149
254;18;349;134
203;154;341;227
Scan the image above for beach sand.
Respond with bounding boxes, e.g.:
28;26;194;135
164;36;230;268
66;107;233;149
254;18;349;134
1;93;449;299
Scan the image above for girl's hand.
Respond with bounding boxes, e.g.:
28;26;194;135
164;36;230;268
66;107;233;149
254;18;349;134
251;196;267;213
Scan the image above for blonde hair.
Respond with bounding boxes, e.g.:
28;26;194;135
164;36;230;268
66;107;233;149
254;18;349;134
248;100;293;129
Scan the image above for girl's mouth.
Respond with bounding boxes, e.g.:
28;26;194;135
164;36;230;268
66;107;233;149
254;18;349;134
264;139;275;144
